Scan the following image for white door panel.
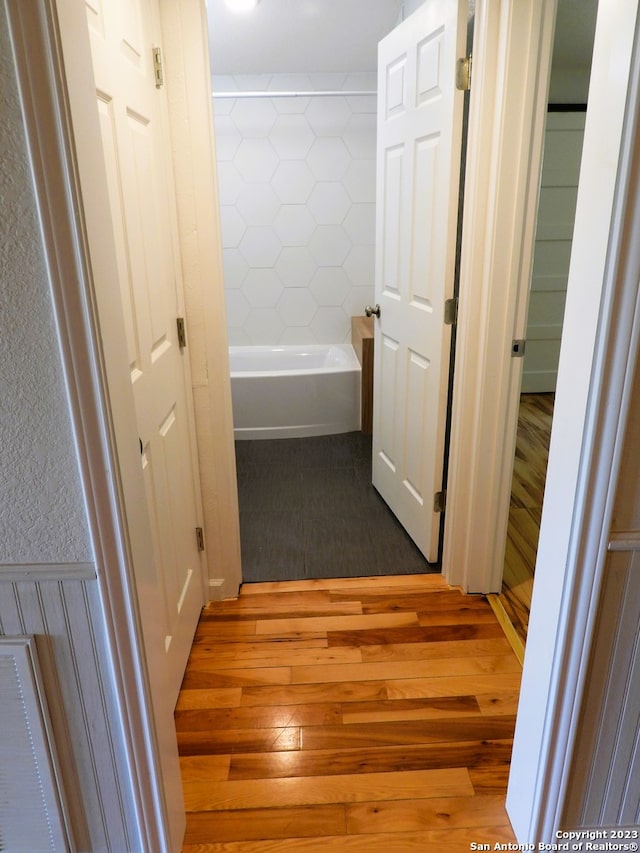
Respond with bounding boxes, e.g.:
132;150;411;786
373;0;465;562
86;0;205;704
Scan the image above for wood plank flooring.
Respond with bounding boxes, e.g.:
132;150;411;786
177;573;521;851
499;392;554;645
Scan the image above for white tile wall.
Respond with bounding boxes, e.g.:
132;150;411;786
213;73;377;346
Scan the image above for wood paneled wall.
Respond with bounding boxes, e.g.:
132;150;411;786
562;357;640;828
0;573;139;850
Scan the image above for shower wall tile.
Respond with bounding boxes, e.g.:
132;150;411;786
220;206;246;248
308;183;351;224
244;269;283;307
310;268;351;306
213;73;377;346
274;206;316;246
239;226;281;267
275;247;316;287
278;289;317;326
309;225;351;266
223;248;249;289
272;161;315;203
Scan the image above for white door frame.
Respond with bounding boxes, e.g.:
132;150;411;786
7;0;240;848
444;0;640;839
508;0;640;838
158;0;242;603
6;0;177;849
442;0;557;594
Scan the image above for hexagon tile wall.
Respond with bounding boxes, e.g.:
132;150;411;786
213;73;377;346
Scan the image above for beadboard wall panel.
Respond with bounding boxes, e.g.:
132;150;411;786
0;577;139;852
0;637;73;852
562;549;640;827
562;341;640;826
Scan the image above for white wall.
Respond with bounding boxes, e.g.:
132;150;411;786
399;0;427;20
0;16;91;565
212;73;377;346
548;66;591;104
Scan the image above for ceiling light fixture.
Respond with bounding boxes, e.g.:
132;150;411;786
225;0;260;13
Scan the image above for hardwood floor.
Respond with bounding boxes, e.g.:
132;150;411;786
176;573;521;851
499;393;554;647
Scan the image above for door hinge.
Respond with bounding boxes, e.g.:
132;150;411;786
444;297;458;326
434;490;447;513
511;339;526;358
177;317;187;349
195;527;205;552
456;54;472;91
152;46;164;89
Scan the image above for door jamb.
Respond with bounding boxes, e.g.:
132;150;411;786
508;0;640;837
6;0;176;849
442;0;557;594
158;0;242;602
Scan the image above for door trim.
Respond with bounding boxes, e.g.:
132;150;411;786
508;0;640;838
442;0;557;593
158;0;242;601
6;0;179;848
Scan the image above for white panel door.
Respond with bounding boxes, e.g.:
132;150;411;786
85;0;205;704
373;0;466;562
522;111;586;393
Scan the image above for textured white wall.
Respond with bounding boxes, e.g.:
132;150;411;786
213;73;377;346
0;13;91;565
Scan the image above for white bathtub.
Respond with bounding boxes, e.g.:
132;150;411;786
229;344;361;440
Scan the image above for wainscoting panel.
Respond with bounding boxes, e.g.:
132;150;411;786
0;578;138;852
0;637;72;852
563;547;640;827
563;350;640;827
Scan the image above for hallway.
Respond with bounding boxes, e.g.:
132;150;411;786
176;573;520;850
498;393;555;646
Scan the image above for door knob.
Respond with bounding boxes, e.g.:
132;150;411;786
365;304;381;318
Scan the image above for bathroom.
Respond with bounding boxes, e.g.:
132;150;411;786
209;0;405;347
207;0;431;580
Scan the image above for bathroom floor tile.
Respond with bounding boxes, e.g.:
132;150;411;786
300;467;363;514
239;510;306;581
235;433;435;583
238;470;303;512
303;513;375;578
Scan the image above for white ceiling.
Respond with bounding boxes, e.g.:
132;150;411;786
207;0;597;77
207;0;402;75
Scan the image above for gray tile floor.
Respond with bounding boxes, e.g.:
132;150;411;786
235;432;436;583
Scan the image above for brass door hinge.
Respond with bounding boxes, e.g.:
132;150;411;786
153;46;164;89
456;54;472;91
444;297;458;326
177;317;187;349
195;527;205;552
434;490;447;513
